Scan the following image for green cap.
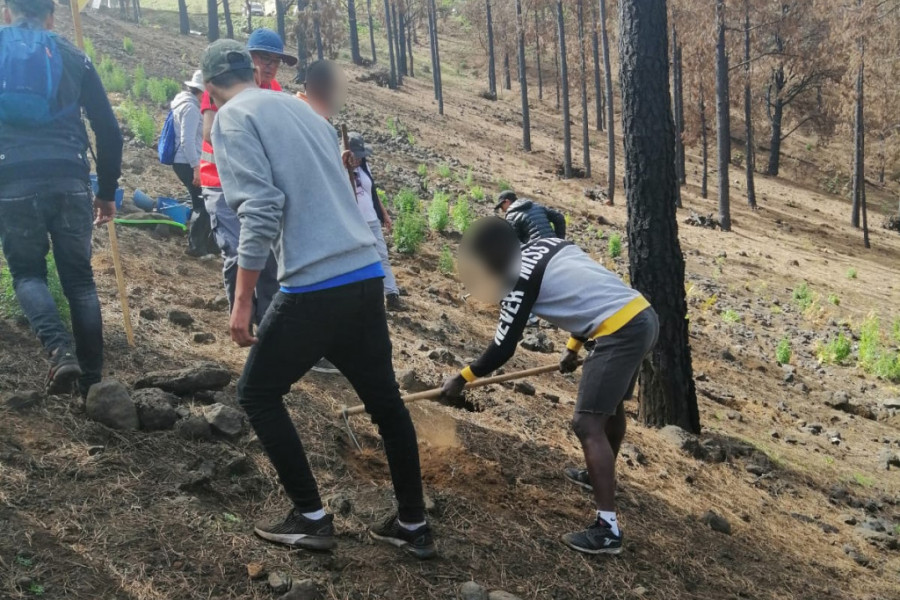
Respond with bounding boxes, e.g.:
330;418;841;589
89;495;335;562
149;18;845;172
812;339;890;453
201;39;254;83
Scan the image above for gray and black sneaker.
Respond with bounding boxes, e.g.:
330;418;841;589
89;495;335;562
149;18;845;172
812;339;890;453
562;518;623;555
369;514;437;559
564;467;593;491
311;359;340;374
47;349;82;396
254;509;336;551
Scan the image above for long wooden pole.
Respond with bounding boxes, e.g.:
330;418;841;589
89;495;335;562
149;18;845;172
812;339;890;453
69;1;135;347
337;362;575;417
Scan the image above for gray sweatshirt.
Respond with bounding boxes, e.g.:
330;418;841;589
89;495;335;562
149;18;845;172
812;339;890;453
171;91;202;167
212;87;379;287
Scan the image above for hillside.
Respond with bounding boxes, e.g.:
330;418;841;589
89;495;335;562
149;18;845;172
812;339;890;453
0;9;898;600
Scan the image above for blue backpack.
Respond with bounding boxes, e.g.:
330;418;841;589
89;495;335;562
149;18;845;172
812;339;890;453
0;26;64;125
158;109;177;165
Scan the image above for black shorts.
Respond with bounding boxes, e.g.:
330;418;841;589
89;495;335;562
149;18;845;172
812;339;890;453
575;308;659;415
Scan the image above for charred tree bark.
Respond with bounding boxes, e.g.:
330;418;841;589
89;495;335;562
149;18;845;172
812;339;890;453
385;0;398;89
618;0;699;434
599;0;615;203
553;15;560;110
591;2;603;132
700;83;709;199
577;0;590;177
715;0;731;231
177;0;189;35
276;0;286;42
516;0;531;151
765;32;785;177
556;0;572;178
206;0;219;41
367;0;377;62
743;1;757;208
313;1;324;60
393;2;404;84
428;2;438;97
503;51;512;90
223;0;233;38
294;0;308;82
672;24;685;190
348;0;362;64
246;0;253;32
851;59;867;241
535;10;543;101
429;0;444;113
397;5;407;75
486;0;497;97
406;2;414;76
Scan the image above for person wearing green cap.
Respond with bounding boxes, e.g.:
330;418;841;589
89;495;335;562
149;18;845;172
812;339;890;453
201;39;436;560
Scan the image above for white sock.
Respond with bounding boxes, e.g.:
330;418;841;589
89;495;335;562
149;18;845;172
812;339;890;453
598;511;620;536
302;509;327;521
398;519;426;531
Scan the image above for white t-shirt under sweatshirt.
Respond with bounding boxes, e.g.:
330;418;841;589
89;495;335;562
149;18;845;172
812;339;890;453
355;167;379;223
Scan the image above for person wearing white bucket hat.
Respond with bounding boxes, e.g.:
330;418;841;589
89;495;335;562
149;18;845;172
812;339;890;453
171;70;216;256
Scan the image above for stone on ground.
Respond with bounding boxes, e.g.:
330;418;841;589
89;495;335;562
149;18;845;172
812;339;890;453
133;388;178;431
700;510;732;535
134;362;231;395
277;579;320;600
398;369;432;393
459;581;488;600
203;403;244;437
514;381;536;396
85;380;139;430
267;571;291;594
659;425;704;459
5;390;41;410
175;415;213;441
488;592;523;600
193;332;216;344
167;309;194;328
520;331;555;353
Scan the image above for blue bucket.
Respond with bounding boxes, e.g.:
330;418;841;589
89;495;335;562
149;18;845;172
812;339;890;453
133;189;156;212
157;197;192;225
90;174;125;209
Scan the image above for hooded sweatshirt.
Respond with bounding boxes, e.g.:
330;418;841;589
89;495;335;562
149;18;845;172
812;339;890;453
505;198;567;244
171;91;202;168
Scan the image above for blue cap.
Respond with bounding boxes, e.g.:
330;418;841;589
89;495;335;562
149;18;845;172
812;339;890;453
246;28;298;66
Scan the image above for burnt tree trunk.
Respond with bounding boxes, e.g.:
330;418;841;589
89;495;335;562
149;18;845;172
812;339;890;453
177;0;189;35
276;0;286;42
516;0;531;150
394;2;404;83
672;24;685;189
618;0;699;434
599;0;615;203
851;59;867;243
554;12;560;110
313;2;324;60
700;82;709;199
765;34;785;176
557;0;572;178
385;0;398;89
246;0;253;32
429;0;444;113
743;1;757;208
223;0;233;38
591;2;603;131
207;0;219;41
503;51;512;90
367;0;377;62
535;10;543;101
406;2;414;76
428;2;437;97
577;0;591;177
486;0;497;97
715;0;731;231
348;0;362;64
294;0;308;82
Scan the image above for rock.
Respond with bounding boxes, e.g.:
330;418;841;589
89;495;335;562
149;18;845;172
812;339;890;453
801;423;823;435
842;514;858;526
828;485;851;504
488;592;523;600
277;579;320;600
514;382;536;396
204;403;244;437
246;562;265;580
133;388;178;431
878;449;900;470
620;442;647;466
268;572;292;594
193;332;216;344
720;348;736;362
134;363;231;395
858;529;899;551
85;380;139;430
783;371;795;384
821;523;839;534
398;369;431;393
5;390;41;410
178;461;214;492
700;510;732;535
460;581;488;600
659;425;704;459
139;307;159;321
208;295;230;311
843;544;869;567
520;332;555;353
881;398;900;410
726;410;742;421
175;415;213;441
769;430;781;439
632;587;648;597
167;310;194;328
428;348;460;366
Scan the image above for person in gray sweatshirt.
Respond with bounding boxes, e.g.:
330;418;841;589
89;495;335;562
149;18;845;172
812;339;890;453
202;40;435;559
171;71;216;256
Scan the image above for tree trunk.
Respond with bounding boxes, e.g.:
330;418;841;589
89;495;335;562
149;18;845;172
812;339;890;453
406;2;414;76
577;0;590;178
246;0;252;32
276;1;286;42
428;2;438;97
700;83;709;199
393;2;404;84
348;0;362;64
743;1;756;208
177;0;189;35
516;0;531;151
397;5;406;75
672;24;685;191
715;0;731;231
765;32;785;177
429;0;444;114
486;0;497;97
599;0;615;203
206;0;219;41
313;2;324;60
503;51;511;90
367;0;377;62
591;3;603;132
294;0;308;82
385;0;398;89
556;0;572;178
553;14;560;110
852;60;866;233
223;0;233;38
535;10;543;101
618;0;699;434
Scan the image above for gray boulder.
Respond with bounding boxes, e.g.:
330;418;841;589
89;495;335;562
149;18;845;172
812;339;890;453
204;403;244;437
133;388;178;431
85;380;139;430
700;510;732;535
659;425;705;459
398;369;432;393
459;581;487;600
167;310;194;328
134;363;231;395
520;332;555;353
175;415;213;441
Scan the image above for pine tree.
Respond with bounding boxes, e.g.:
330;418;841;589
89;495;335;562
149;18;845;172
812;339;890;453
516;0;531;150
556;0;572;178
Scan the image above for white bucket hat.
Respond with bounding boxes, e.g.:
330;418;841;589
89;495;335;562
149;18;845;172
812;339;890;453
184;70;205;91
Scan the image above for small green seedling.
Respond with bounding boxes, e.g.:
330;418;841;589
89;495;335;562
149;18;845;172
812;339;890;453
722;309;741;324
776;338;792;365
608;233;622;258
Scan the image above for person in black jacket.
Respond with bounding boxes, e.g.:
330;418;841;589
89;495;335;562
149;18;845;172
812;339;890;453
494;190;566;244
0;0;123;397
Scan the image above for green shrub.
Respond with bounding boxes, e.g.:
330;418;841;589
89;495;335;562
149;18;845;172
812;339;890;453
131;65;147;99
392;189;426;254
872;353;900;382
792;282;813;311
84;38;97;63
858;315;881;370
776;338;792;365
469;185;485;202
386;116;398;136
97;57;128;93
437;163;452;179
147;77;181;105
496;178;512;191
406;132;416;146
722;309;741;324
464;168;474;187
120;101;156;146
827;293;840;306
0;254;70;327
123;36;134;54
438;245;454;275
428;192;450;232
417;163;428;178
893;318;900;345
608;233;622;258
818;333;852;364
452;196;472;233
846;268;858;280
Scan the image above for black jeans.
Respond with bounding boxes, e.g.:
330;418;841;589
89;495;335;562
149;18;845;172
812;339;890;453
238;278;425;523
0;178;103;393
173;163;215;254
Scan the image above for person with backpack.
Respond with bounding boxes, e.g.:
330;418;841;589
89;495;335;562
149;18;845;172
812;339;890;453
0;0;123;396
165;70;216;257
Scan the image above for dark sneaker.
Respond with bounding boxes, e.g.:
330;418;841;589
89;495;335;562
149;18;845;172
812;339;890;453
386;293;406;312
562;519;623;555
311;358;340;374
564;467;593;491
47;349;82;396
254;509;336;551
369;514;436;559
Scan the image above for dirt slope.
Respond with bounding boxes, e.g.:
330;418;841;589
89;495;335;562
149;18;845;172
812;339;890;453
0;10;898;600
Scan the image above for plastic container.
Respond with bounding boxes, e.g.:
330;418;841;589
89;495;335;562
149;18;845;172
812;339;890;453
132;189;156;212
157;197;192;225
90;174;124;209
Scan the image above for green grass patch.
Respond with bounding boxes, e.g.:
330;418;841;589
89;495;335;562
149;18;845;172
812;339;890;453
437;163;452;179
427;191;450;232
792;282;813;311
392;189;426;254
438;245;454;275
608;233;622;258
463;168;474;187
817;333;851;365
119;101;157;146
97;56;128;93
122;36;134;54
469;185;485;202
827;293;840;306
722;309;741;324
452;196;472;233
846;267;858;280
84;37;96;63
131;65;147;100
852;472;876;488
776;338;792;365
858;314;900;382
417;163;428;178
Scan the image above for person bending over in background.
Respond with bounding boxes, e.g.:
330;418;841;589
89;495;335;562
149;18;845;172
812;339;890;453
0;0;122;396
171;70;217;257
200;28;292;325
441;218;657;555
495;190;567;244
204;40;435;559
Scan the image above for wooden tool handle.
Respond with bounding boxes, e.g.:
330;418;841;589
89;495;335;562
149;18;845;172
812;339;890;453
340;124;355;189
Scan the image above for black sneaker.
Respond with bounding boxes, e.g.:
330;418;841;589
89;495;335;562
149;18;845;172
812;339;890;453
311;358;340;374
47;349;82;396
386;293;406;312
369;514;436;559
253;509;336;551
562;518;623;555
564;467;593;491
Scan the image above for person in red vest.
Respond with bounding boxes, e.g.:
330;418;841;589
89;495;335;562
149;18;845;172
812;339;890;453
199;28;295;326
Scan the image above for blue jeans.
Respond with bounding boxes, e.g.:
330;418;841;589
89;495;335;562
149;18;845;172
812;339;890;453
0;179;103;393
